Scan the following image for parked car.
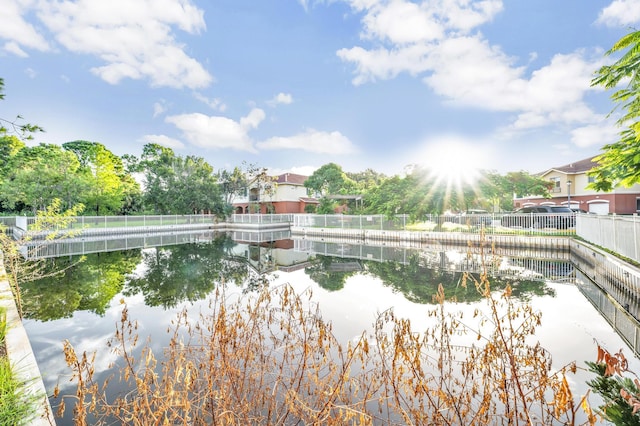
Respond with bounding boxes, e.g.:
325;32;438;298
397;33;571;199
500;206;575;229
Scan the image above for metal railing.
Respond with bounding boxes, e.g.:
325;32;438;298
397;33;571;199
292;213;576;235
576;214;640;264
231;214;293;224
18;214;216;232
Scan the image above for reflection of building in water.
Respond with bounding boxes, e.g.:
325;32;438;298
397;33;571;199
229;240;315;274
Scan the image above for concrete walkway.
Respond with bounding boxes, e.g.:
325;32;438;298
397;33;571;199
0;257;55;425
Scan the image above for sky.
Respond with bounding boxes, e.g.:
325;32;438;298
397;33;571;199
1;0;639;178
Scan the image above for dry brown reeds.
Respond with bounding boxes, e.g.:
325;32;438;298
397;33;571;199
55;242;598;425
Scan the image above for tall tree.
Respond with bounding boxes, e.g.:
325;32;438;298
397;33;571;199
64;141;140;215
304;163;356;197
139;143;224;215
479;171;552;211
0;144;85;214
589;30;640;190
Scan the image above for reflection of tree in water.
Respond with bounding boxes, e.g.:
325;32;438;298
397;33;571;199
123;235;259;308
22;250;142;321
305;256;361;291
306;252;556;304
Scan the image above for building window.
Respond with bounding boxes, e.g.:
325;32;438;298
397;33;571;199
588;175;595;183
550;177;561;193
636;197;640;212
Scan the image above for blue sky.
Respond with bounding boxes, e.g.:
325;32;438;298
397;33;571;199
1;0;639;177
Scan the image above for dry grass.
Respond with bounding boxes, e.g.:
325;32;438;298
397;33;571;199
53;238;600;426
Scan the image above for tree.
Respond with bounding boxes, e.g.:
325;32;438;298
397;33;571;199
63;141;141;215
589;30;640;191
139;143;225;215
346;168;387;192
304;163;356;197
217;166;247;206
479;171;552;211
0;144;85;214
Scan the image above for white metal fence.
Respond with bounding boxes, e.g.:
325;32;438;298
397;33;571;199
577;214;640;263
15;214;217;232
231;214;293;225
292;213;577;235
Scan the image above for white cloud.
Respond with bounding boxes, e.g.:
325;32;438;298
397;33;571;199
240;108;266;130
298;0;310;12
141;134;185;149
0;0;51;56
570;121;619;148
152;101;168;118
193;92;226;111
3;41;28;57
596;0;640;27
36;0;212;89
25;67;37;78
361;1;444;44
166;110;261;152
267;92;294;106
257;129;357;154
337;0;605;144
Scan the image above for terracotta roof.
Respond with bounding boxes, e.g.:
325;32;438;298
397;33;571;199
299;197;319;203
540;155;599;175
273;173;308;185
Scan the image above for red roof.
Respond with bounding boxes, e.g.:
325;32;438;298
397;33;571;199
539;155;599;175
273;173;308;185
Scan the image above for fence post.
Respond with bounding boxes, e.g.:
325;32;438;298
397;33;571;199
634;214;639;262
613;214;617;254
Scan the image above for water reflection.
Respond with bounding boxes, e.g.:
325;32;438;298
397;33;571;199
21;232;576;321
19;231;640;425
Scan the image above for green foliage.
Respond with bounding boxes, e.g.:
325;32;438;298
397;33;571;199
481;170;552;210
589;30;640;191
22;250;140;321
316;197;336;214
139;143;225;216
0;144;84;214
0;357;40;426
586;345;640;425
63;141;142;215
123;237;246;308
587;361;640;425
304;163;356;196
345;168;387;192
304;256;359;291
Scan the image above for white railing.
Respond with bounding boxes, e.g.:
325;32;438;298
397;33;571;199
577;214;640;263
17;214;217;233
231;214;293;224
292;213;576;234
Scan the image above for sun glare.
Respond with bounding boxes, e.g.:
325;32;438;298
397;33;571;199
420;140;485;186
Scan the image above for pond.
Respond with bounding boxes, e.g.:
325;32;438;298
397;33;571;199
20;231;640;425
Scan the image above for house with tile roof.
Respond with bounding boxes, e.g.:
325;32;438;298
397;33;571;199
514;156;640;214
232;173;319;214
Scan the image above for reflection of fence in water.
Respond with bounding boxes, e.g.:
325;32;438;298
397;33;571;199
576;269;640;357
295;238;574;281
20;231;220;259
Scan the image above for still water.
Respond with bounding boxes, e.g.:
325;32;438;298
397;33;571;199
20;231;640;425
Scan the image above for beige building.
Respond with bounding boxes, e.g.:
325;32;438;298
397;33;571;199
514;156;640;215
233;173;318;214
